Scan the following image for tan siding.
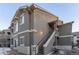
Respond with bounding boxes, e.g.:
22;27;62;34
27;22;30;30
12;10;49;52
58;23;72;45
33;9;58;44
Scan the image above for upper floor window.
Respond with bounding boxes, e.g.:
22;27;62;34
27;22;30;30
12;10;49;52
14;22;18;33
20;14;24;25
7;32;11;35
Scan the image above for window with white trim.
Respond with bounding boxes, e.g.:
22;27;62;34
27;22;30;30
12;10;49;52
20;14;24;25
16;38;18;46
14;22;18;33
19;36;24;46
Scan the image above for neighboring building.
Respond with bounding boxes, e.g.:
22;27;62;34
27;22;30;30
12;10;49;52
0;29;11;47
10;4;73;55
73;32;79;48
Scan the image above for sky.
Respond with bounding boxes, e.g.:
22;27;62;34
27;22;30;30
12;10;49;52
0;3;79;32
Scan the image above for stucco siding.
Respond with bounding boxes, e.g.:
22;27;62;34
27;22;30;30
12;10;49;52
58;23;72;36
57;37;72;45
58;23;72;46
33;9;58;45
18;32;30;46
18;11;30;32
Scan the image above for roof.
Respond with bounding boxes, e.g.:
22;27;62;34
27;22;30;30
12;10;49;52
30;4;58;17
11;4;58;23
58;21;74;27
2;29;11;32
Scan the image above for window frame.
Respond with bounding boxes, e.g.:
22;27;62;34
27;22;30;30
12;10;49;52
13;38;18;47
19;36;24;46
19;13;25;25
14;22;18;33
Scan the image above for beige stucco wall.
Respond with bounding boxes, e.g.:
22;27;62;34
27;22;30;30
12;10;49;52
33;9;58;45
58;23;72;46
18;11;30;32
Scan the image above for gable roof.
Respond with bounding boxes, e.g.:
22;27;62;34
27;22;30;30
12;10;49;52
11;4;58;23
30;4;58;17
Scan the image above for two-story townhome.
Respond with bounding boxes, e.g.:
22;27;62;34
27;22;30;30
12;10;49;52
10;4;73;55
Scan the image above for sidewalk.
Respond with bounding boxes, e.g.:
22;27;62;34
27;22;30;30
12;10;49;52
6;49;25;55
52;47;79;55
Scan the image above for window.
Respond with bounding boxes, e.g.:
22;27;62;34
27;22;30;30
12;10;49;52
14;22;18;33
16;38;18;46
14;38;18;47
77;37;79;38
7;32;11;35
3;31;5;34
19;36;24;46
16;22;18;32
77;40;79;42
11;39;13;45
20;14;24;25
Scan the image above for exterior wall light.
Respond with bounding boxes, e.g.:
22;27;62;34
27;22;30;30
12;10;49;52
40;31;43;35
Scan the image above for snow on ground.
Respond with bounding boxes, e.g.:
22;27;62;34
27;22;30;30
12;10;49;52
0;47;11;55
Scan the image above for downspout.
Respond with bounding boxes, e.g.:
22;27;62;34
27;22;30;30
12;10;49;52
28;8;33;55
28;11;31;55
55;17;59;47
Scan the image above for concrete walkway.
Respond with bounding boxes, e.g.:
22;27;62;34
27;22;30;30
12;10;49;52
52;47;79;55
0;47;25;55
6;49;25;55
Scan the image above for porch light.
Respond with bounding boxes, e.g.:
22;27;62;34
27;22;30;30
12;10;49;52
40;31;43;35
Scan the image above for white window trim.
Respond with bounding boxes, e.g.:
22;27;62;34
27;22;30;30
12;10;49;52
20;14;24;25
14;22;18;33
20;36;24;46
15;38;18;47
16;22;18;32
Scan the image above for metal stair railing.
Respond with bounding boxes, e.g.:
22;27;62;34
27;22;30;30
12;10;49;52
34;29;57;55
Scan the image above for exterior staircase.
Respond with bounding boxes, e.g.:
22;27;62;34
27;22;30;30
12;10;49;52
34;21;58;55
35;30;57;55
37;31;53;55
43;30;57;54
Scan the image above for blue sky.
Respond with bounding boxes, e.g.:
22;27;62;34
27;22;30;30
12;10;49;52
0;3;79;32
